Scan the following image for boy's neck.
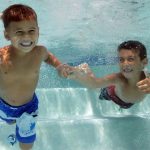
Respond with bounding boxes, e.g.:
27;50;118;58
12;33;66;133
10;46;30;57
126;71;145;85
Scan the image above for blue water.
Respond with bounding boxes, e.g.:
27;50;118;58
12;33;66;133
0;0;150;150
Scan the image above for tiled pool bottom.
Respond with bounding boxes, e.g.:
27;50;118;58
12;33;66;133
0;88;150;150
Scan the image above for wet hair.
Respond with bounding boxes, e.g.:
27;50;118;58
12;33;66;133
1;4;37;28
117;40;147;60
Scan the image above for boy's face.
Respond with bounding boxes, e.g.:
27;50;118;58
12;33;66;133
4;20;39;53
118;49;147;78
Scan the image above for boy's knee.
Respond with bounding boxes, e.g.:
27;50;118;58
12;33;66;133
19;142;34;150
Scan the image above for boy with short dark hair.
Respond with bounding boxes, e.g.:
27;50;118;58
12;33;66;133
70;40;150;109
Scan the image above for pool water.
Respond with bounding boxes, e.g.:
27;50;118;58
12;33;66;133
1;89;150;150
0;0;150;150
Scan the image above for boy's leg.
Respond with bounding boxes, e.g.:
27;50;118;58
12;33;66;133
7;120;16;125
19;142;34;150
16;113;37;149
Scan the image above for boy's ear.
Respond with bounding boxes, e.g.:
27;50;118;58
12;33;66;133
4;31;10;40
143;58;148;66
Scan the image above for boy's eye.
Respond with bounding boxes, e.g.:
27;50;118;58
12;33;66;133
128;57;134;62
29;30;35;34
119;57;124;63
15;31;23;35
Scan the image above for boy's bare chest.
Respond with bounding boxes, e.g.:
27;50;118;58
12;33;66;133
118;86;145;103
0;57;42;81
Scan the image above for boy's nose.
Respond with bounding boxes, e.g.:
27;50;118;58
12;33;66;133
123;60;129;65
122;60;130;67
22;33;30;39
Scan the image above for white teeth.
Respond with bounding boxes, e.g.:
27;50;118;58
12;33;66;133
123;68;133;73
20;41;32;47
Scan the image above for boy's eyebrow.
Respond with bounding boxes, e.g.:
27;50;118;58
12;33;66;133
14;27;37;30
14;28;23;31
29;27;37;29
118;56;136;59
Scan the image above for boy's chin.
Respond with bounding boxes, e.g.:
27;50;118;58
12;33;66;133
18;49;32;53
19;46;35;53
122;72;133;79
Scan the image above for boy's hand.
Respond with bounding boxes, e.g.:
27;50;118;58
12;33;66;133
68;63;94;80
56;64;74;78
137;78;150;93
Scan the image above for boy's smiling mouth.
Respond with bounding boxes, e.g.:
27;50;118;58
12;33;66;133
20;41;33;47
123;68;133;73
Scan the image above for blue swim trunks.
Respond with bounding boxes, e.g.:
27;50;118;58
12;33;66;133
0;93;38;143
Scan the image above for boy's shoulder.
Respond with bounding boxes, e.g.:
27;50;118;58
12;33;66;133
115;72;128;86
0;45;9;50
105;72;125;85
34;45;49;61
34;45;48;54
105;72;121;79
35;45;47;51
0;46;10;56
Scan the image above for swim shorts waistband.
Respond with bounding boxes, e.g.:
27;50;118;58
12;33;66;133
0;93;38;119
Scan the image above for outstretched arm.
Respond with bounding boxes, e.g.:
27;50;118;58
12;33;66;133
43;48;74;77
68;63;118;88
44;51;62;68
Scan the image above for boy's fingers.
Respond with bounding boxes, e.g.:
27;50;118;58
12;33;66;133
137;79;145;85
139;87;150;93
137;78;150;86
57;64;76;77
138;84;148;90
137;79;150;93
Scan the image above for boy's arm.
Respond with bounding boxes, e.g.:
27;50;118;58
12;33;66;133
73;74;118;88
44;51;62;68
42;47;73;77
68;63;118;88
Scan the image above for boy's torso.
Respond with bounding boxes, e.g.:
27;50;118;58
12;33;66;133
115;74;145;103
0;46;44;106
116;85;145;103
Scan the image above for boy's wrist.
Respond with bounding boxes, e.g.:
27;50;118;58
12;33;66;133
56;63;67;69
